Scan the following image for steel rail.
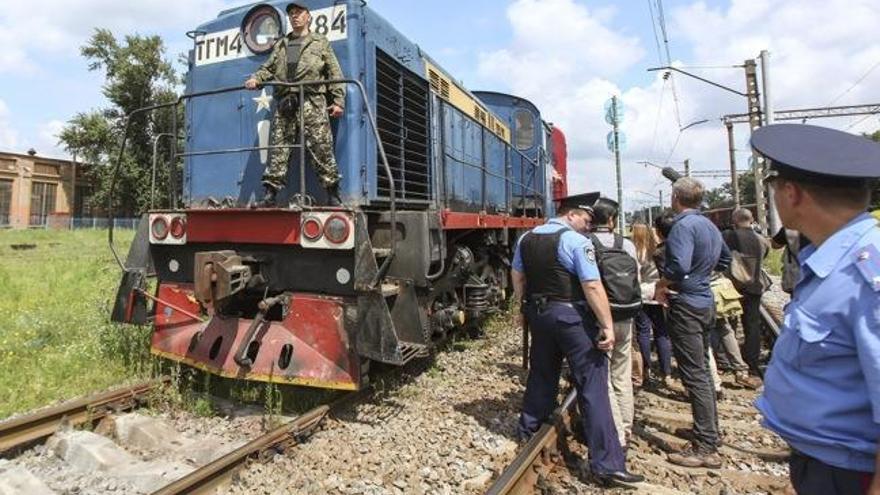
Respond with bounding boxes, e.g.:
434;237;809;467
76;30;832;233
151;388;369;495
485;389;576;495
0;378;167;453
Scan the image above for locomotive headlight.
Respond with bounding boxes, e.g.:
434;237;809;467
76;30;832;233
323;215;350;244
151;216;169;240
241;5;282;55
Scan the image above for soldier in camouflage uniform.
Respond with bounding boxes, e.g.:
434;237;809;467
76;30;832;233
245;2;346;206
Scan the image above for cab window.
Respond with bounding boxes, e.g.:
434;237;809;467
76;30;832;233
514;109;535;150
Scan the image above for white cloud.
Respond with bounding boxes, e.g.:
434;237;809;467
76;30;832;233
34;120;68;159
0;99;18;149
479;0;643;99
478;0;880;214
0;0;237;74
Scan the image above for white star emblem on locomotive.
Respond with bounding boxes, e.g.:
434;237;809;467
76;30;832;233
252;89;272;113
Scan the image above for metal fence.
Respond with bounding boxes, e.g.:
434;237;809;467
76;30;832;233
70;217;140;230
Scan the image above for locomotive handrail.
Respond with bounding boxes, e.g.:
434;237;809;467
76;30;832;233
150;133;176;210
107;79;397;286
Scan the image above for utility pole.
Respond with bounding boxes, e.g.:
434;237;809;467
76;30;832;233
684;159;691;177
726;122;739;208
745;58;767;232
612;96;624;236
659;190;663;209
760;50;781;234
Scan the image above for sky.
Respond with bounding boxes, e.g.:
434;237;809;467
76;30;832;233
2;0;880;212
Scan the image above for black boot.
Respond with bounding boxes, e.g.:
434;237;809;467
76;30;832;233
326;184;343;207
258;184;278;207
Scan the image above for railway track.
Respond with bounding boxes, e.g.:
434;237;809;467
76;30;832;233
0;379;370;495
151;390;368;495
0;378;167;454
484;389;577;495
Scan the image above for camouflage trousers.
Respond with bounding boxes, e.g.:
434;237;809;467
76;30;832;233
263;98;341;190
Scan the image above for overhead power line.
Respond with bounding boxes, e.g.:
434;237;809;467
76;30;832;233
646;0;664;65
655;0;682;129
826;59;880;107
846;113;876;131
648;77;668;158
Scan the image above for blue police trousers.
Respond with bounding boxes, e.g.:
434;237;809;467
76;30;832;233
518;302;626;474
790;451;873;495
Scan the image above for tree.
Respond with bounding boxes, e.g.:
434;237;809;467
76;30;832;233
60;29;180;217
703;187;732;210
702;170;757;210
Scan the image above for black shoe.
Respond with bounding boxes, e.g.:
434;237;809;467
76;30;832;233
258;184;278;207
594;470;645;486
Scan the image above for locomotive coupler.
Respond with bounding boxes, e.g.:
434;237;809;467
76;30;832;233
194;251;253;307
233;293;290;368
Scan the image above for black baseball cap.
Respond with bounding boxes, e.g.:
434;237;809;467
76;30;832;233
286;2;309;13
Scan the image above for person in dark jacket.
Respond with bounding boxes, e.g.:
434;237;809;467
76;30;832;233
722;208;769;377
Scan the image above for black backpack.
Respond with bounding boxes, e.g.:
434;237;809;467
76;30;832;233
588;233;642;321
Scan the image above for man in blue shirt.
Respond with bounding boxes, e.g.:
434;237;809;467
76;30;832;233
512;193;644;487
655;176;731;468
752;124;880;495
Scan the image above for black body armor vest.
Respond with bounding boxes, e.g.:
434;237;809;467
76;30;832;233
521;228;586;302
286;38;304;78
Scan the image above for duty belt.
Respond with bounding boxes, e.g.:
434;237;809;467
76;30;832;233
524;294;586;313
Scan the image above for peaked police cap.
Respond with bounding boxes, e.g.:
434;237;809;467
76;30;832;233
751;124;880;184
558;192;600;213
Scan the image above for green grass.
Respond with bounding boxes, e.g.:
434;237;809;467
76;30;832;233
0;228;152;419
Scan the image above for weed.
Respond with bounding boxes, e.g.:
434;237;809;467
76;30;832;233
263;382;283;428
191;396;215;417
0;229;157;419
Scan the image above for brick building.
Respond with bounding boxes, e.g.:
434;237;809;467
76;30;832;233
0;150;96;229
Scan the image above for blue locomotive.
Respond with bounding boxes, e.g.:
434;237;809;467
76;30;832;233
112;0;569;390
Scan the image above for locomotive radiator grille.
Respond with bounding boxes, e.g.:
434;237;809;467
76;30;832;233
375;49;432;204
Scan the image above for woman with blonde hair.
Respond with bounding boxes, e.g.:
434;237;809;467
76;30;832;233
632;220;673;386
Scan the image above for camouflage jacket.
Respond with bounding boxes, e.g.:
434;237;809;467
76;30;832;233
252;32;346;108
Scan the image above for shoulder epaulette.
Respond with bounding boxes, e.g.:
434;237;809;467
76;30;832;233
854;244;880;292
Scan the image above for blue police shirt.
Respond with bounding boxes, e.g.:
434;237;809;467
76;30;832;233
663;209;732;309
512;218;600;282
756;212;880;472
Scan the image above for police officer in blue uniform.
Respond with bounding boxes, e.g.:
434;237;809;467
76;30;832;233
512;192;644;486
751;124;880;495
